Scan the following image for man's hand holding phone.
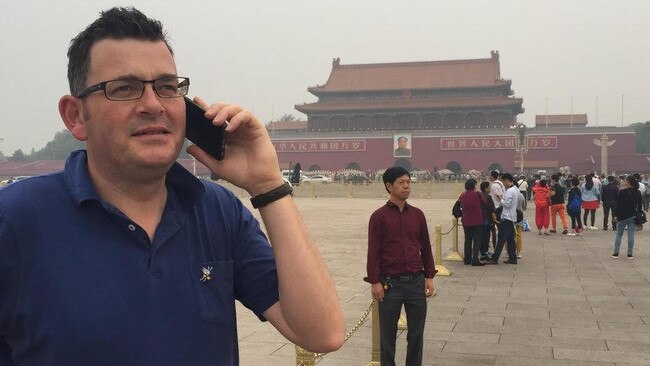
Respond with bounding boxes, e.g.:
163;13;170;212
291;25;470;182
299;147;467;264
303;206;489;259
186;96;283;196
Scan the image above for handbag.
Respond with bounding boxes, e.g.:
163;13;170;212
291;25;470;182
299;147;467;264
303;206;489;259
452;199;462;218
626;189;647;225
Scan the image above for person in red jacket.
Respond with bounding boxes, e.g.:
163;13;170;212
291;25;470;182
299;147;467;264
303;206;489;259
532;179;551;235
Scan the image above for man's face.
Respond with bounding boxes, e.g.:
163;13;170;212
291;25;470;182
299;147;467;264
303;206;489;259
503;179;513;188
398;137;407;149
387;174;411;201
78;39;185;176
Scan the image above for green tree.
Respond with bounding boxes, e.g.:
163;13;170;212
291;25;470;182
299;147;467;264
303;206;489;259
31;130;85;160
8;149;27;162
278;113;298;122
631;121;650;153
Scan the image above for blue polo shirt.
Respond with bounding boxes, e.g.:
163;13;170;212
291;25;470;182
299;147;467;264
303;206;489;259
0;150;279;365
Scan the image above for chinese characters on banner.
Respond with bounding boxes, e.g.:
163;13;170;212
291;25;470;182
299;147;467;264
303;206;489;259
272;140;366;153
440;136;557;150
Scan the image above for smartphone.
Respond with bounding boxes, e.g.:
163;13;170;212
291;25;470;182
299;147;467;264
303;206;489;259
184;97;226;160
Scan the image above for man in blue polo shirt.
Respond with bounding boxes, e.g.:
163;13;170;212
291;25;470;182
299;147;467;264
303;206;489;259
0;7;343;365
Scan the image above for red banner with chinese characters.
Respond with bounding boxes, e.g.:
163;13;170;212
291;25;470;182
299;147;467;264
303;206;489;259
273;140;366;153
440;136;557;150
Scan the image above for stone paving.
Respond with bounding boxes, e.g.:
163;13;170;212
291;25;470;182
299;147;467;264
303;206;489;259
229;182;650;366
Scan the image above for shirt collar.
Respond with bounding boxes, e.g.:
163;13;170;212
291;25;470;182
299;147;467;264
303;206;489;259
386;200;409;210
64;150;205;208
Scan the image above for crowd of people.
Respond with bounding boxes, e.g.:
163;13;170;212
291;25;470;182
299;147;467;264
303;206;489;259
457;170;648;264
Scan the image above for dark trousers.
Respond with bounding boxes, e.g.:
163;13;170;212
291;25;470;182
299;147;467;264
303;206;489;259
492;219;516;262
378;273;427;366
480;223;492;255
603;201;617;229
463;225;483;264
582;209;596;227
570;211;583;230
520;191;528;209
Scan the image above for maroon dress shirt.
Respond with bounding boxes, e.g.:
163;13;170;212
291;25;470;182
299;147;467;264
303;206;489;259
365;201;437;284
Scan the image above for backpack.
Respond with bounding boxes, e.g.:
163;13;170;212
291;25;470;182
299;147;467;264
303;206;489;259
452;199;462;218
567;192;582;215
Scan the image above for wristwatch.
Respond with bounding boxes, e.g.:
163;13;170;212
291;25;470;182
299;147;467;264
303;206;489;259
250;182;293;209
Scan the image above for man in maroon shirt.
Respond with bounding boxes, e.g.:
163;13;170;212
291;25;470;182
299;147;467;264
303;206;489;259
365;167;437;366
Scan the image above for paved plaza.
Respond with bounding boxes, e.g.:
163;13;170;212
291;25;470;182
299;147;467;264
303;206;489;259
229;182;650;366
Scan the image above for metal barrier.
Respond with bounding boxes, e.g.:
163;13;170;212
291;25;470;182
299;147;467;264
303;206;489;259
442;218;463;262
295;299;376;366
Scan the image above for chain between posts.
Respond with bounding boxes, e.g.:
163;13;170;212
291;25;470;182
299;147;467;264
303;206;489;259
296;299;376;365
440;222;456;236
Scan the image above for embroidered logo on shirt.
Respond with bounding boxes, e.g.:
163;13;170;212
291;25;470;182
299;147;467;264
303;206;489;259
200;266;213;283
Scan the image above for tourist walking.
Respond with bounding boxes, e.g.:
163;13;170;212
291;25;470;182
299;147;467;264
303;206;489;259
488;173;518;264
549;174;569;234
601;176;619;231
567;177;584;236
479;181;497;261
518;175;528;209
459;179;488;266
532;179;551;235
612;175;643;259
581;174;601;230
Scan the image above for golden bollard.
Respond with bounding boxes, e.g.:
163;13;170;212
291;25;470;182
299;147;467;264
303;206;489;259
366;300;380;366
426;180;433;199
443;218;463;261
434;224;451;276
347;183;354;198
295;345;316;366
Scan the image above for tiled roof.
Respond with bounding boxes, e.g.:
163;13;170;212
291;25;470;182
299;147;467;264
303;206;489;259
295;96;523;113
308;51;507;93
266;120;308;131
535;114;588;125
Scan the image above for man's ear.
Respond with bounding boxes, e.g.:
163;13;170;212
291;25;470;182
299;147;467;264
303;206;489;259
59;95;87;141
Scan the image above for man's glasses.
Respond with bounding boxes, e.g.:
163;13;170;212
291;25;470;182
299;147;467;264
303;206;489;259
75;76;190;101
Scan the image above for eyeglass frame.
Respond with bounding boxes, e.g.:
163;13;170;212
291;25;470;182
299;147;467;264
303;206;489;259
74;76;190;101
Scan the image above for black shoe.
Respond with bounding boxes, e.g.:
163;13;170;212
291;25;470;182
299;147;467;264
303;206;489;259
471;262;486;266
485;259;498;265
503;260;517;264
480;254;489;261
603;227;607;231
549;229;557;233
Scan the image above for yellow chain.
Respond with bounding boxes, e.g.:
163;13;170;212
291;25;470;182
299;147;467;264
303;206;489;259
312;299;376;361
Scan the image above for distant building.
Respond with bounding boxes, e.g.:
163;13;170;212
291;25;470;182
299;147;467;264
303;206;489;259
535;114;588;128
294;51;524;131
269;52;648;174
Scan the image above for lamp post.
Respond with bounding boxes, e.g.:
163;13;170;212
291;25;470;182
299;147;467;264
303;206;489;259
510;123;528;174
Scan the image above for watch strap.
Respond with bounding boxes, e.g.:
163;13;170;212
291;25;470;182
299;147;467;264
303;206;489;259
250;182;293;209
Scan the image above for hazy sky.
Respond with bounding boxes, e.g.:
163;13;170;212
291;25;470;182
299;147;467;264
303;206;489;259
1;1;649;155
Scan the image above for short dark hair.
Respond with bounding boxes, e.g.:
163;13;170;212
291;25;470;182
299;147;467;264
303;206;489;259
627;175;640;190
383;167;410;190
66;7;173;96
501;173;514;182
464;178;477;191
490;170;499;180
571;177;580;187
539;179;547;187
480;181;490;192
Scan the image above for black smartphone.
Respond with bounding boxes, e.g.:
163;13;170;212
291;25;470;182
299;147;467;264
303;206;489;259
184;97;226;160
